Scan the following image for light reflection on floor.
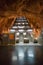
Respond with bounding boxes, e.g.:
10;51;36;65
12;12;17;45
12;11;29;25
11;45;43;65
0;45;43;65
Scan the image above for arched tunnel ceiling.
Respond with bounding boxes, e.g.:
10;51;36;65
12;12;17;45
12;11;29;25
0;0;43;32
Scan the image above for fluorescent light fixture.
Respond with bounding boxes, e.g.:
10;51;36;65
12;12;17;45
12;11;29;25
18;30;24;32
16;32;19;36
18;26;25;28
22;23;24;25
10;29;15;33
23;32;26;35
27;29;32;32
24;38;28;39
16;23;20;25
12;26;17;28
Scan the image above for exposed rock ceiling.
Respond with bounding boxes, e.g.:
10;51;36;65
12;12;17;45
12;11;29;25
0;0;43;33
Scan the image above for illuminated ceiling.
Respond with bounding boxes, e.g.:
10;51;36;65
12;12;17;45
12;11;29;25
0;0;43;33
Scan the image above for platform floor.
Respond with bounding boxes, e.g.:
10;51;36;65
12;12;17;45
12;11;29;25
0;45;43;65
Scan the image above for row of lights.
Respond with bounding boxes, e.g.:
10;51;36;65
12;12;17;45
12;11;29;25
15;23;28;25
10;29;32;33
